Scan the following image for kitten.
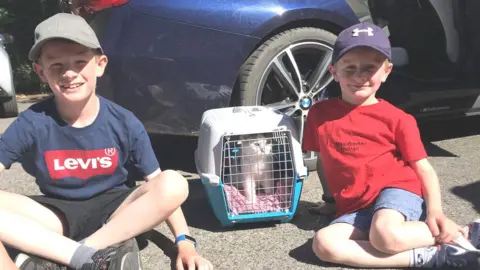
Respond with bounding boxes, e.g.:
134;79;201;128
239;134;276;204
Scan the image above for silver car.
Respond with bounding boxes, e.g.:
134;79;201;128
0;33;18;118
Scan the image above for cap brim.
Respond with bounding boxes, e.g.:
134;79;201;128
333;44;391;64
28;35;103;61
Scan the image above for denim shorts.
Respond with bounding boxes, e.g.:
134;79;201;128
330;188;426;232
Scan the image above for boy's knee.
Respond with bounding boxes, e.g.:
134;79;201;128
370;220;404;254
312;230;341;263
152;170;189;202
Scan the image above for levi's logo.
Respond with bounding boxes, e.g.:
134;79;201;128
44;148;119;180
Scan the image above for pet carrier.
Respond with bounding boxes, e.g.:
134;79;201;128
195;106;308;227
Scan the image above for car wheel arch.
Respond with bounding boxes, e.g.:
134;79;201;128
228;15;344;107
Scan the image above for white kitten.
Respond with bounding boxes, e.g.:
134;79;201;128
240;134;275;204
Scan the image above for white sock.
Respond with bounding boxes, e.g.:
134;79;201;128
410;246;438;268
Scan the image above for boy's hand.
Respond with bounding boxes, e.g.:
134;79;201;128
426;211;466;244
176;242;214;270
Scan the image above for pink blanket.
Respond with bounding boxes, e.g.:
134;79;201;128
223;184;289;215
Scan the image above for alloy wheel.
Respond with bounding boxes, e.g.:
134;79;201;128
256;41;334;162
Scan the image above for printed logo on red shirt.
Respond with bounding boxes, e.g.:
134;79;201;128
44;148;119;180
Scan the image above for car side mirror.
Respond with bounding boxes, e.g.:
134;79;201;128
0;34;14;45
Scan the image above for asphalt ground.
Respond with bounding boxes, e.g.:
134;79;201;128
2;101;480;270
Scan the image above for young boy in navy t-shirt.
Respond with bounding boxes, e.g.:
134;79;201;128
303;22;480;268
0;13;213;270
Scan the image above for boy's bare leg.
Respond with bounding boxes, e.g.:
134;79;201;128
0;170;188;266
313;223;411;267
0;191;82;265
0;241;18;270
369;209;436;253
313;210;436;268
83;170;189;249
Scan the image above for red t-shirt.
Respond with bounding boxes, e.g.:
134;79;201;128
303;98;427;218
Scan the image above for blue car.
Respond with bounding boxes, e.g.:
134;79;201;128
60;0;480;170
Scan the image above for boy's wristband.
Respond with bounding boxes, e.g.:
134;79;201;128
175;234;197;248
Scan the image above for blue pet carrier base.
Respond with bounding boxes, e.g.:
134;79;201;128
199;173;304;227
195;106;308;228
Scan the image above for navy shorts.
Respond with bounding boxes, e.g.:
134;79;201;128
330;187;426;232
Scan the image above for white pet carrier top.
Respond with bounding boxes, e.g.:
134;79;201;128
195;106;308;186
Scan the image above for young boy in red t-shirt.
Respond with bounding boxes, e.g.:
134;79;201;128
0;242;18;270
303;22;480;268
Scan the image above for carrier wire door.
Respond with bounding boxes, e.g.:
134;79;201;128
221;131;295;217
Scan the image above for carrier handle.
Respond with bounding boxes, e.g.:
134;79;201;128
194;149;221;186
297;166;309;181
199;173;221;186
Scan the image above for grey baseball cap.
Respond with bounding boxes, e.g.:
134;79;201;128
28;13;103;61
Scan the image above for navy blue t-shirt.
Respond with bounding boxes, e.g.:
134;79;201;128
0;96;160;200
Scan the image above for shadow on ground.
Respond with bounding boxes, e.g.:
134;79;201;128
288;238;334;268
136;230;178;270
419;115;480;158
289;200;333;231
451;181;480;215
423;142;458;158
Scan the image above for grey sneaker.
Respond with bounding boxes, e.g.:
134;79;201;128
462;219;480;249
80;238;142;270
435;243;480;268
118;238;141;270
15;253;66;270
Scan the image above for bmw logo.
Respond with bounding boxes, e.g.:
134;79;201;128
300;97;312;110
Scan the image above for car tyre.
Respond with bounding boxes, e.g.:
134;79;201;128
237;27;337;171
0;95;18;118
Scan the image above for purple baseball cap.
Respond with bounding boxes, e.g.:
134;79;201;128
332;22;391;64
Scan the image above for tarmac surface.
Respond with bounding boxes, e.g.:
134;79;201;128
2;101;480;270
